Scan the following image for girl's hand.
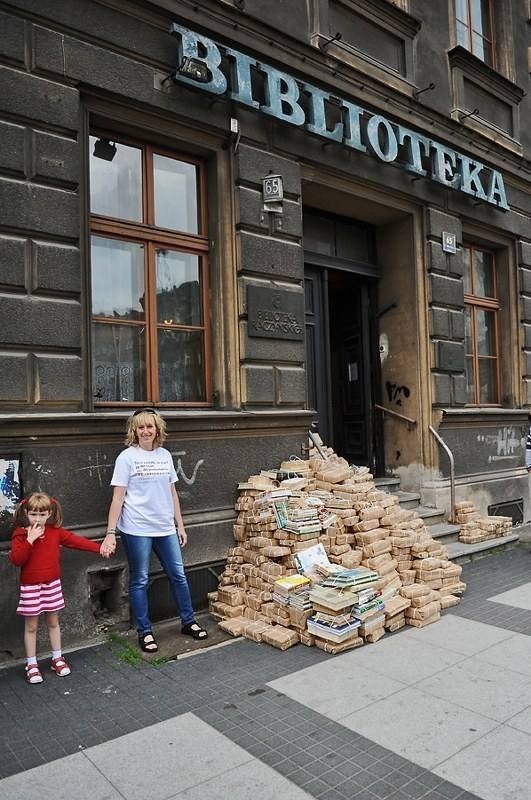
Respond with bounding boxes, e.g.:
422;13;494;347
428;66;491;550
100;535;116;558
27;523;44;544
177;528;187;547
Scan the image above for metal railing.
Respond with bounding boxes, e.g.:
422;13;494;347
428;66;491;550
374;403;417;430
429;425;456;523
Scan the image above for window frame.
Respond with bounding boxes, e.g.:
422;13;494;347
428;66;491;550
463;243;501;407
89;133;212;409
454;0;496;68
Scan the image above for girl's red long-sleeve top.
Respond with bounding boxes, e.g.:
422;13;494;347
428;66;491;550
9;525;101;584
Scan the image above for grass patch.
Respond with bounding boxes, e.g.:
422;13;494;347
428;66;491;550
107;631;168;667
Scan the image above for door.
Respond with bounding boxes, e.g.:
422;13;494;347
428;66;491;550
329;272;372;466
304;265;331;445
304;266;381;470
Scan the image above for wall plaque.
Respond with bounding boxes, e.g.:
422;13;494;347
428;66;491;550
247;285;304;340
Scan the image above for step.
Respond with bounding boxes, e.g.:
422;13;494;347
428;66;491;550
374;476;400;493
446;533;520;564
415;505;447;525
428;522;462;543
394;490;421;509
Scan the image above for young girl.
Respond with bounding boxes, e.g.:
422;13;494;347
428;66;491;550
9;492;111;684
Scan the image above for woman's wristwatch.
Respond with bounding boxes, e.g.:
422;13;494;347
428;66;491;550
106;529;117;535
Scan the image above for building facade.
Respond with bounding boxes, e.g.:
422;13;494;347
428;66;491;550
1;0;530;656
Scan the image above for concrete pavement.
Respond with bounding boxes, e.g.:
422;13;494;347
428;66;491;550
1;546;531;800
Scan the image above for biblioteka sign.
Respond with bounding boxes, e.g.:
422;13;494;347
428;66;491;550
170;24;509;211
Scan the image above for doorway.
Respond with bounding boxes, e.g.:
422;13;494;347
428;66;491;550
303;211;383;472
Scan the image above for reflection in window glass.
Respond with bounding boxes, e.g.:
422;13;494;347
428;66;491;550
465;357;475;403
474;250;494;297
478;358;497;404
91;237;145;320
463;248;471;295
89;137;142;221
153;155;198;233
476;309;495;356
156;250;200;326
158;329;204;402
92;323;146;402
464;307;472;352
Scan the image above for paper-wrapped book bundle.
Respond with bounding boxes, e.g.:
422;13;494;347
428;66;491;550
212;442;466;652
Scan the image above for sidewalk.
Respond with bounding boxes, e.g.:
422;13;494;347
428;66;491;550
1;546;531;800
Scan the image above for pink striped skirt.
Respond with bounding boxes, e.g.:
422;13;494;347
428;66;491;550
16;578;65;616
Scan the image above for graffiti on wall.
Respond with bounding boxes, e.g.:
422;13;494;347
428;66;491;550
75;449;205;488
170;450;205;486
476;427;522;463
0;456;21;535
385;381;411;407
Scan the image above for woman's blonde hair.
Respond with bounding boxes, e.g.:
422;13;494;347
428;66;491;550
125;410;167;447
13;492;63;528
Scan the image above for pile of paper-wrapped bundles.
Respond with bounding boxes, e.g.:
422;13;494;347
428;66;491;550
210;443;466;652
456;501;512;544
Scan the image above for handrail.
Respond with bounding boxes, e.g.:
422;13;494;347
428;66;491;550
374;403;417;430
308;429;329;461
429;425;456;524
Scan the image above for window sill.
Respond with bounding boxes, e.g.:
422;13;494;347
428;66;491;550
448;46;524;154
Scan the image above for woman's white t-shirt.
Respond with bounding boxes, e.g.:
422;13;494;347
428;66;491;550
111;446;178;536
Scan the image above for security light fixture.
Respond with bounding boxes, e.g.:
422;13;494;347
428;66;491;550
93;138;117;161
177;56;210;83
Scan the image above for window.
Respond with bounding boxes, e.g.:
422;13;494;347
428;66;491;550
454;0;494;67
89;136;210;406
463;245;500;404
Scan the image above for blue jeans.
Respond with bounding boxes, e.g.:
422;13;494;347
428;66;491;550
120;532;195;634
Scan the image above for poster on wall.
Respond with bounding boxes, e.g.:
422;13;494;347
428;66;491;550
0;456;21;538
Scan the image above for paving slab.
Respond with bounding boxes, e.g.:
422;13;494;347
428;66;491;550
398;613;514;655
472;631;531;678
415;657;531;723
268;659;407;721
433;724;531;800
336;635;466;685
84;713;252;800
168;759;314;799
337;686;497;770
0;752;122;800
487;581;531;610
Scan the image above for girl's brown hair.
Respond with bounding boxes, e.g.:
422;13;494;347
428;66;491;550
125;410;167;448
13;493;63;528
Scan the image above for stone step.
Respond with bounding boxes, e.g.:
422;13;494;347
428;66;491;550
428;521;462;543
415;505;447;525
446;533;520;564
374;476;400;493
394;490;421;509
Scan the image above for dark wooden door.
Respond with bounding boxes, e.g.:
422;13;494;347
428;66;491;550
304;265;331;444
329;275;372;466
305;267;379;468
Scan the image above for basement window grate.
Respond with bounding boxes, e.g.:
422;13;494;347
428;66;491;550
487;499;523;525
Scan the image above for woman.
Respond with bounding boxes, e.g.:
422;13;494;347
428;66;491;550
102;409;207;652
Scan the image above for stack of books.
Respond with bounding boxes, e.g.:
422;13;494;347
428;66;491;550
272;574;311;607
319;567;379;591
307;613;361;643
